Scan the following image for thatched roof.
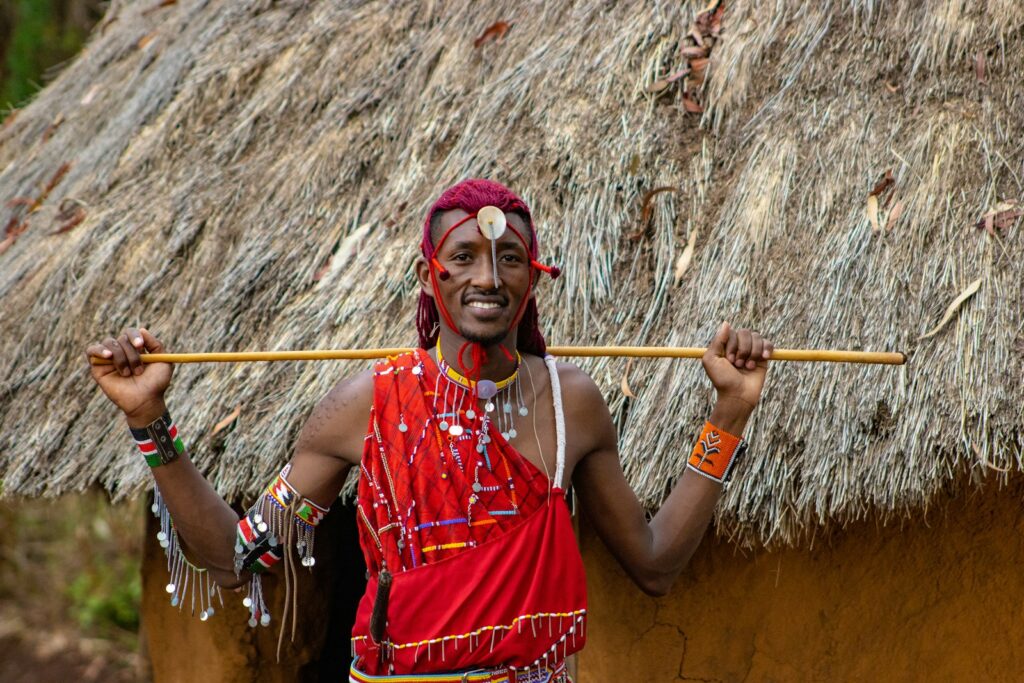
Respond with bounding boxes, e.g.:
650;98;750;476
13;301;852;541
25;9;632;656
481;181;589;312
1;0;1022;547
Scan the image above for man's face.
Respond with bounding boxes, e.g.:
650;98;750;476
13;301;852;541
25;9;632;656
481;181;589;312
419;208;534;347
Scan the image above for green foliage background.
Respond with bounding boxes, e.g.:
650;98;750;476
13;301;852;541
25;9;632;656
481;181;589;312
0;0;104;109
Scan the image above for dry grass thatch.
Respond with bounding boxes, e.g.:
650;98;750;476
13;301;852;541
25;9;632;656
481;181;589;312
1;0;1022;547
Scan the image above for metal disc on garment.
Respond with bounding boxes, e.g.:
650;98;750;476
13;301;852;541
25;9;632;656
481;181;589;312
508;429;517;439
235;543;244;554
242;597;253;608
165;583;176;594
206;606;215;616
157;531;167;542
485;402;496;413
151;503;159;514
253;513;263;524
200;610;209;621
478;379;498;400
412;365;422;375
472;482;483;492
439;420;449;431
503;402;512;413
476;443;484;453
268;535;278;547
398;422;408;433
171;595;179;607
466;409;476;420
449;424;465;436
260;613;271;627
476;206;507;240
501;432;509;441
519;406;529;417
248;617;258;628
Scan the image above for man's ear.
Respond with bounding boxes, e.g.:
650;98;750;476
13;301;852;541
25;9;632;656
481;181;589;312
415;257;435;298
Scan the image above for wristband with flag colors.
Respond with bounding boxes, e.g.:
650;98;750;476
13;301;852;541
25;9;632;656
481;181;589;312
130;411;185;467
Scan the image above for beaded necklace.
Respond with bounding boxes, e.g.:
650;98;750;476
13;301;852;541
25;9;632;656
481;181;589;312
435;341;529;443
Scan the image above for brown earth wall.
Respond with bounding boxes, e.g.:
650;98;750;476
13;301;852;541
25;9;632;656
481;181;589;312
577;476;1024;682
141;478;1024;682
141;503;364;683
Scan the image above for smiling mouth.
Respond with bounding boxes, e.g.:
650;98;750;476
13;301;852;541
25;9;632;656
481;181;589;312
466;301;504;310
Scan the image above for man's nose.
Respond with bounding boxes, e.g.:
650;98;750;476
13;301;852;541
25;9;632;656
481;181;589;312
469;254;501;290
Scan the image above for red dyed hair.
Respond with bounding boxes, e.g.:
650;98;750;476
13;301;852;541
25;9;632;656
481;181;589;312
417;179;547;355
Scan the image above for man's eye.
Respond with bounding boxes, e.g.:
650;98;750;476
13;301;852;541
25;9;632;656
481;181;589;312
452;253;470;261
500;254;523;263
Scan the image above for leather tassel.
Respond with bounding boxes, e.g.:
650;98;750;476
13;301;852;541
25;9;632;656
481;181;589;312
369;563;392;646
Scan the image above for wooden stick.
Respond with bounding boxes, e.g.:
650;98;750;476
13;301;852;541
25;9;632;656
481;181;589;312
90;347;907;365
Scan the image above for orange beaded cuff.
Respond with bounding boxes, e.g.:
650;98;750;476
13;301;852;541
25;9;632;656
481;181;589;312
686;421;746;483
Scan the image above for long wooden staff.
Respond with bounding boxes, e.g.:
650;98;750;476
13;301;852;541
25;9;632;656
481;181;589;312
91;347;906;365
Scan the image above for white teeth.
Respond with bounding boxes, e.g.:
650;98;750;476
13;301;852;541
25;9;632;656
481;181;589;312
467;302;501;309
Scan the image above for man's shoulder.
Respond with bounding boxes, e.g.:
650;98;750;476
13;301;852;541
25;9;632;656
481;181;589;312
314;367;376;422
521;354;605;408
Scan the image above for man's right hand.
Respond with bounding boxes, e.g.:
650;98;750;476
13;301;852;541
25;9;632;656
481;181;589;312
85;327;173;426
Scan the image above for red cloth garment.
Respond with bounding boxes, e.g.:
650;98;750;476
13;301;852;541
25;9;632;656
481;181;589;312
352;349;587;676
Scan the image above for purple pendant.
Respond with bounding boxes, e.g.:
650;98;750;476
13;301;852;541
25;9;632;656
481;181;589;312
477;379;498;400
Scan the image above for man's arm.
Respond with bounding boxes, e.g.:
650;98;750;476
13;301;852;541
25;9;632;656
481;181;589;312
570;323;771;596
86;327;371;588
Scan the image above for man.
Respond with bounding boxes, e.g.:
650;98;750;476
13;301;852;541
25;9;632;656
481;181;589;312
86;179;773;682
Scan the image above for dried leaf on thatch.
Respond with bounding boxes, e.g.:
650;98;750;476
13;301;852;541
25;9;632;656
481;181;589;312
974;52;986;83
137;31;159;50
869;169;894;198
682;93;703;113
211;405;242;436
52;200;86;234
885;200;905;232
647;67;690;93
142;0;177;16
474;21;510;48
919;278;983;339
866;194;880;232
44;163;71;195
620;358;636;398
975;201;1021;236
674;230;698;285
637;187;679;234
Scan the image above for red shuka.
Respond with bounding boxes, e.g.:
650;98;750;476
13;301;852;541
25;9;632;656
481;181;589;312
352;350;587;675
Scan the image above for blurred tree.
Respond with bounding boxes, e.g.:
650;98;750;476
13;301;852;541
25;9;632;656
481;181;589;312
0;0;104;109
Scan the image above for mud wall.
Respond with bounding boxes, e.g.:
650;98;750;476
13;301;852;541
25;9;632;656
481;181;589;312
141;504;364;683
578;477;1024;681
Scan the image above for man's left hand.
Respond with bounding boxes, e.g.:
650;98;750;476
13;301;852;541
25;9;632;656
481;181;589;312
701;322;773;433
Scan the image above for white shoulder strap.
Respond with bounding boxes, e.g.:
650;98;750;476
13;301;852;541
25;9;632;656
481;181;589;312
543;355;566;488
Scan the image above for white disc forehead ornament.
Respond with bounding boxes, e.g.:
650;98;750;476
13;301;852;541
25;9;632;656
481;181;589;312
476;206;507;239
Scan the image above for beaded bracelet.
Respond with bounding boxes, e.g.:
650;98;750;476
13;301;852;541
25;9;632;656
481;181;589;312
686;421;747;484
129;411;184;467
234;464;329;628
